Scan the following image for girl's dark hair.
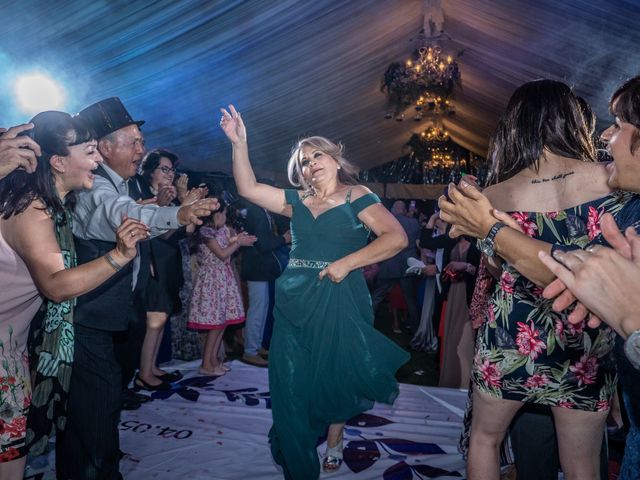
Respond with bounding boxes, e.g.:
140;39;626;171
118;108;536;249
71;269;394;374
610;75;640;153
488;79;596;183
0;111;94;219
140;148;179;184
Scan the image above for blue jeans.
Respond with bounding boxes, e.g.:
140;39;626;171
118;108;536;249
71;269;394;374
244;281;269;356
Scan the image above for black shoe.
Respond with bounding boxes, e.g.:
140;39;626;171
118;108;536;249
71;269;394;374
133;375;171;392
156;370;183;383
121;396;141;411
122;388;152;404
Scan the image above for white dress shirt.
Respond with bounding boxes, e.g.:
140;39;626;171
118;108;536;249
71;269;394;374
72;163;182;288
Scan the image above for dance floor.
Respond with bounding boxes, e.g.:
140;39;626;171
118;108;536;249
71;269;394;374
26;360;468;479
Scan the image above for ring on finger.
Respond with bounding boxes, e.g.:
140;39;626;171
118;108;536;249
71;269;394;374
585;244;600;253
130;230;136;237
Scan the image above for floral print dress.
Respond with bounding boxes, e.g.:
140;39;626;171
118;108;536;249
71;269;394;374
187;226;245;330
0;226;42;461
472;192;635;411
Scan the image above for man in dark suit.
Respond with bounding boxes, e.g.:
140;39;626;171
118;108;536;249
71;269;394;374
371;200;421;332
240;200;290;366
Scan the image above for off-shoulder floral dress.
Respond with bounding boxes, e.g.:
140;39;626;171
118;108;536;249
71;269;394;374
472;192;636;411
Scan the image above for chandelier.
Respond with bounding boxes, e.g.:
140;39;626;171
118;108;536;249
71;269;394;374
410;126;456;169
382;43;461;120
420;125;449;142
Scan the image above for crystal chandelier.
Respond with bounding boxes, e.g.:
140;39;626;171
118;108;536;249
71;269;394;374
420;125;450;142
381;0;461;120
382;44;460;120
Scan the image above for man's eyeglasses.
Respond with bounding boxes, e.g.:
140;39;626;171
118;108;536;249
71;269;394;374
157;166;176;174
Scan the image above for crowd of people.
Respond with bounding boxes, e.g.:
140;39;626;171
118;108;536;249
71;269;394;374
0;75;639;480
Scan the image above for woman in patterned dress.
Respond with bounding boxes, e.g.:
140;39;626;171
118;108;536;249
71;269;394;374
0;112;147;478
439;80;633;480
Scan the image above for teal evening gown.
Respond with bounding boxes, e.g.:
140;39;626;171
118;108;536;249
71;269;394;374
268;188;410;479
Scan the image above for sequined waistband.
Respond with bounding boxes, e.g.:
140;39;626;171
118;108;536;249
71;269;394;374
287;258;330;269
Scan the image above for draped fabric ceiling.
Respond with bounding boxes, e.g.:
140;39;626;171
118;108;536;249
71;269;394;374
1;0;639;183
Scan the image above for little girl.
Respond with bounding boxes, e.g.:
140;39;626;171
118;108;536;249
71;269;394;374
188;206;256;375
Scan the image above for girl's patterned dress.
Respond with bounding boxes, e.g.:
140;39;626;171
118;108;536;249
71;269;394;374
187;226;245;330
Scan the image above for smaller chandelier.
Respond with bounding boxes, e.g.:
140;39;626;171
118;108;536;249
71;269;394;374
382;43;460;119
420;125;450;142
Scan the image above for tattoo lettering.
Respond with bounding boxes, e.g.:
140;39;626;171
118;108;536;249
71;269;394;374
531;171;575;184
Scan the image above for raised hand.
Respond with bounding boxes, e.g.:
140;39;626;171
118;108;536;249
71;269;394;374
438;179;496;239
114;216;151;261
182;186;207;206
219;104;247;145
0;123;42;178
156;185;178;206
236;231;257;246
175;174;189;201
177;197;220;226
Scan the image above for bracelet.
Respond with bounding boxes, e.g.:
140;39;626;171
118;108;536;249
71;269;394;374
105;253;123;272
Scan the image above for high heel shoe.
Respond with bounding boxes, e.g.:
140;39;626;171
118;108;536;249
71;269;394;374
133;374;171;392
321;439;344;473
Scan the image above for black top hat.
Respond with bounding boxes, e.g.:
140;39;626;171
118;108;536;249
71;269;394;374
76;97;145;139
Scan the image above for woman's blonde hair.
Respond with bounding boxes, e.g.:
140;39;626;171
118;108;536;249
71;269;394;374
287;136;359;192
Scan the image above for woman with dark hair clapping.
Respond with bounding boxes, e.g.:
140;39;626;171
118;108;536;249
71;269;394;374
0;111;148;478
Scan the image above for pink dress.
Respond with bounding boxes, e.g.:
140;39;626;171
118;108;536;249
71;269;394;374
0;226;42;461
187;226;245;330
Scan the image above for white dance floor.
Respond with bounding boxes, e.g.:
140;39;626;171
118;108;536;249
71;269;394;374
26;360;467;479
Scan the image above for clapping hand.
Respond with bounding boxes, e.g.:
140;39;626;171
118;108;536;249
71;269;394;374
541;213;637;328
438;179;497;239
156;185;178;206
177;197;220;226
114;216;151;261
0;123;42;178
182;186;208;205
233;231;257;247
219;105;246;145
538;227;640;337
175;174;189;201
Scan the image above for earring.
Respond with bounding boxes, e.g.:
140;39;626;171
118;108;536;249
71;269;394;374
337;166;341;170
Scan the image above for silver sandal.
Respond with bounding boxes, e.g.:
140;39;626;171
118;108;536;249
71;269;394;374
321;441;344;473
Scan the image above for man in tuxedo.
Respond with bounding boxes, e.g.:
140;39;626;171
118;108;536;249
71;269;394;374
57;97;217;480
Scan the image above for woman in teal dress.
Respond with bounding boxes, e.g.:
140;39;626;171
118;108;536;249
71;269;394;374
219;105;410;479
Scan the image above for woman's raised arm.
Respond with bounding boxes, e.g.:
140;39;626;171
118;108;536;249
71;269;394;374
219;105;292;217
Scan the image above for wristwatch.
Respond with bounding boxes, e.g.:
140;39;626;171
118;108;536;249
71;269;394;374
624;329;640;370
477;222;507;258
